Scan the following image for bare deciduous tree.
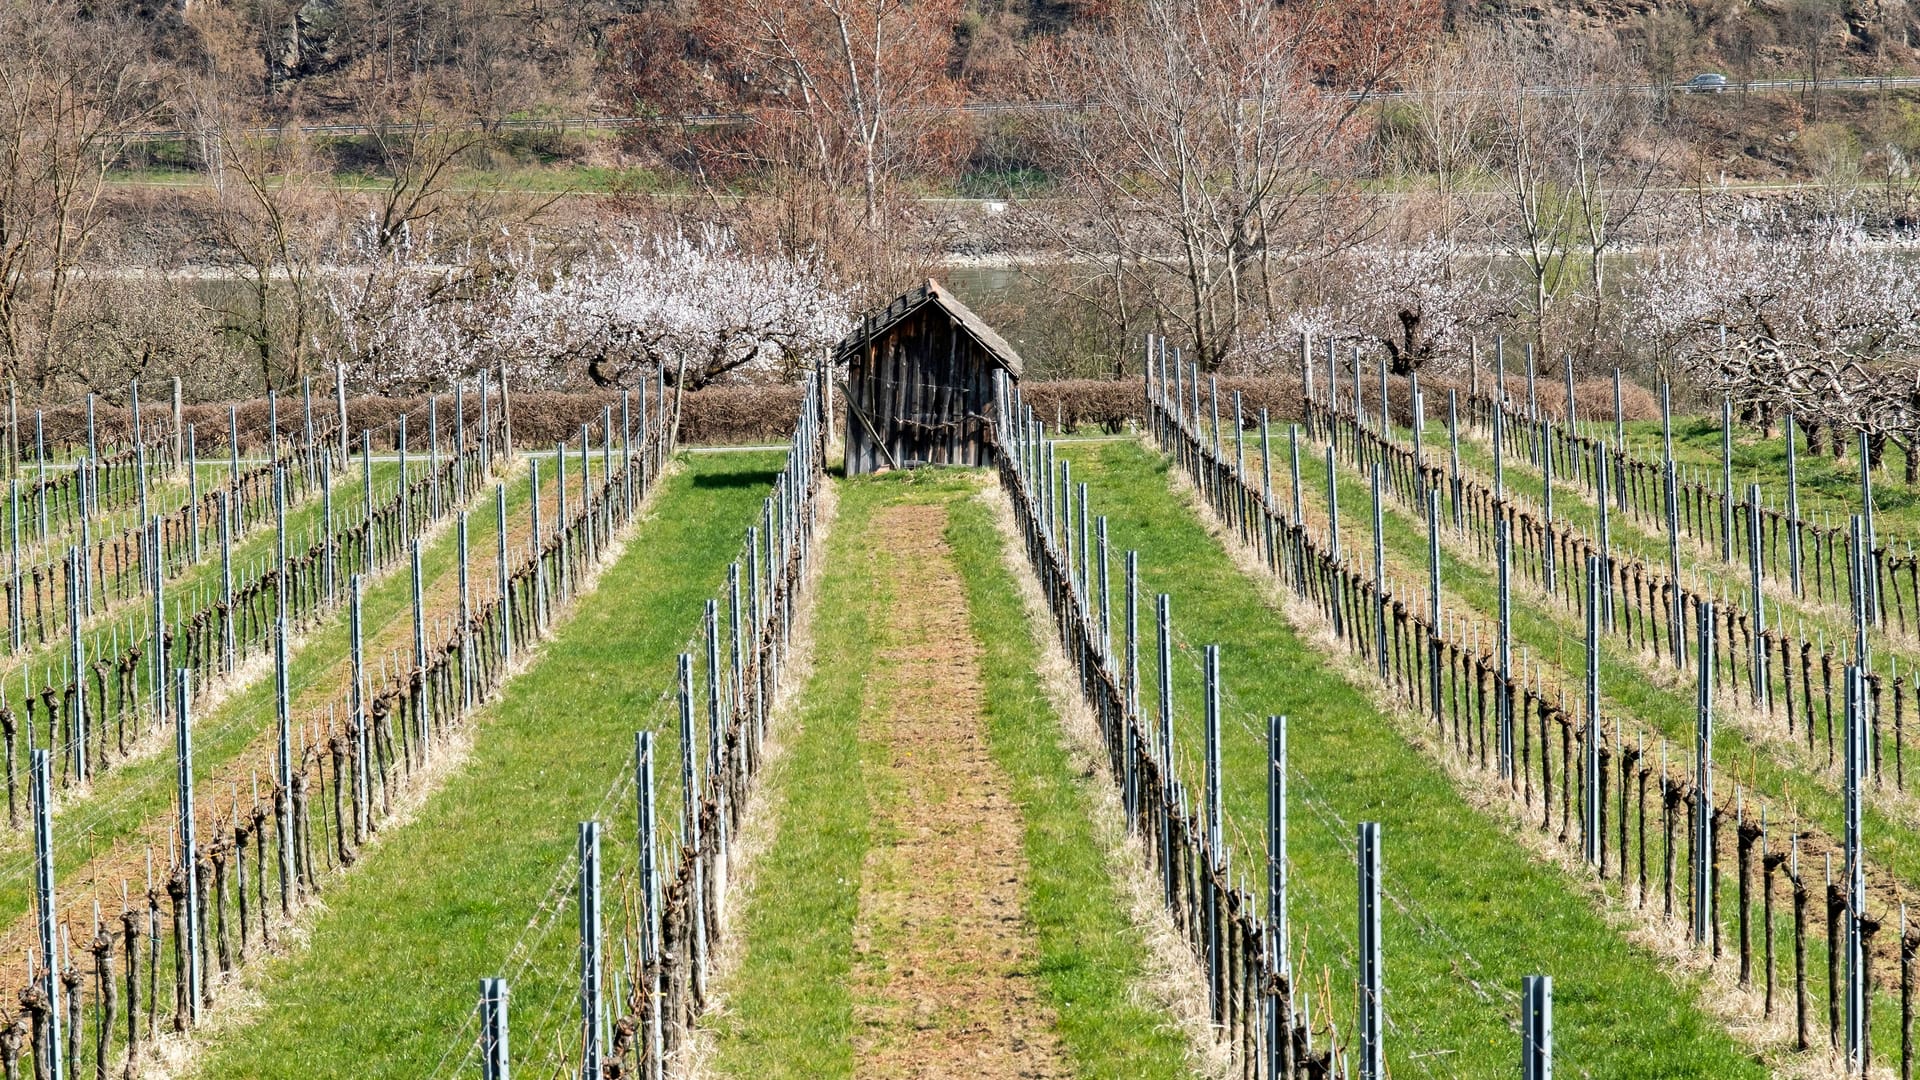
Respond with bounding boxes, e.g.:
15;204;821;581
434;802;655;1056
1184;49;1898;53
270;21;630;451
0;2;160;390
614;0;967;296
1023;0;1436;368
1492;31;1663;365
1400;30;1502;246
187;85;337;390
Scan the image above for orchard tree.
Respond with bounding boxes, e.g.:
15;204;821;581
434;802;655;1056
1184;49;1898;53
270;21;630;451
1489;30;1662;363
324;226;853;395
493;227;854;391
1335;239;1507;374
322;224;491;393
1625;224;1920;464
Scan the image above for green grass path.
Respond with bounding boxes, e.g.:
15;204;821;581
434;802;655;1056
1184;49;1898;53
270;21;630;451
1302;434;1920;890
1061;441;1765;1079
0;461;501;938
1300;429;1920;1054
191;453;782;1080
706;472;1192;1080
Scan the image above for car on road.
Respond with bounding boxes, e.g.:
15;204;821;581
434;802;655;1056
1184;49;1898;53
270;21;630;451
1684;72;1729;93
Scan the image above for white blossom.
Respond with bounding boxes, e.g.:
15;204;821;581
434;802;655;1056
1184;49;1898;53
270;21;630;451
1623;224;1920;449
1255;238;1508;375
324;223;852;393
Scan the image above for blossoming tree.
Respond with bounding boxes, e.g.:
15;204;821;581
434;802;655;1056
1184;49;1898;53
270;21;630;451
325;225;853;396
1625;224;1920;468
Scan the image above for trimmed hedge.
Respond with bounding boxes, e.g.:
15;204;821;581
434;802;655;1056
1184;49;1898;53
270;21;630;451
14;386;805;455
1024;376;1305;433
10;372;1659;455
1361;374;1661;429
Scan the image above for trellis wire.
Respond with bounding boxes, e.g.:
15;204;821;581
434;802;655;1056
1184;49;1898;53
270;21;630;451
477;368;828;1080
1196;346;1906;1071
0;374;673;1080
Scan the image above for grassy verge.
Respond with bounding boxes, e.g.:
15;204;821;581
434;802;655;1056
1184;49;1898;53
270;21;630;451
191;452;783;1080
706;471;1191;1080
702;477;876;1078
947;486;1193;1079
0;461;510;931
1060;440;1766;1078
1297;432;1913;1057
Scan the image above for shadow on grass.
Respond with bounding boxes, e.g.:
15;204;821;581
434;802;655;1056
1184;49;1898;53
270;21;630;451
691;467;785;490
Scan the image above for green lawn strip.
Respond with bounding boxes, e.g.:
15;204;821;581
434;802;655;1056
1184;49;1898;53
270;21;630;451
1297;440;1911;1054
192;452;782;1080
702;478;880;1080
1061;440;1765;1079
946;483;1194;1079
0;462;523;930
1620;418;1920;539
1443;425;1905;665
709;472;1193;1080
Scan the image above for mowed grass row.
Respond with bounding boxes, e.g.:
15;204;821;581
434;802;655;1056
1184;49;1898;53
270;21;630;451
705;473;1191;1080
0;452;475;901
87;457;392;649
0;459;515;949
1294;432;1917;1057
1621;416;1920;538
1442;422;1916;669
0;455;394;731
13;456;303;639
191;452;784;1080
0;454;394;861
1058;440;1763;1078
1447;386;1918;534
1305;426;1920;890
0;460;248;676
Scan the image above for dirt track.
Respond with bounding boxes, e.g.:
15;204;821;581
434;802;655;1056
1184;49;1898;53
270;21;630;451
849;503;1067;1080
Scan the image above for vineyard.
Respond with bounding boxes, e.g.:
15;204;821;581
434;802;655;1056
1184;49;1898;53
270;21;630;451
0;348;1907;1080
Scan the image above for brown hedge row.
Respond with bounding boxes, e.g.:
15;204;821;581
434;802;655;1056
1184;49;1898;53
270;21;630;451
9;372;1659;455
1358;374;1661;429
12;385;806;454
1020;376;1304;433
1016;372;1657;434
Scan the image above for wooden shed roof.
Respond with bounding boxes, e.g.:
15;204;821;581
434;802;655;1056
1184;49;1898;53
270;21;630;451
835;279;1024;379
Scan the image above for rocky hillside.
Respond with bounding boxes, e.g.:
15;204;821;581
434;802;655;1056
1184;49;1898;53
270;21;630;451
92;0;1920;195
118;0;1920;123
1456;0;1920;78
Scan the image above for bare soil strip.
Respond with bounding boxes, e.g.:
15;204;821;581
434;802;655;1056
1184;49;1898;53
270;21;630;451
850;503;1068;1080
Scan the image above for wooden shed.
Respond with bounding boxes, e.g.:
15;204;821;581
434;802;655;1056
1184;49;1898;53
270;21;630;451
837;279;1022;475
